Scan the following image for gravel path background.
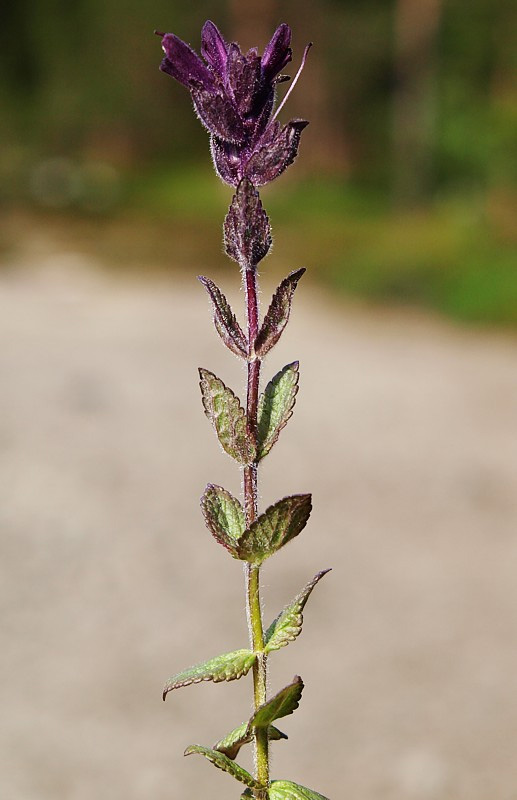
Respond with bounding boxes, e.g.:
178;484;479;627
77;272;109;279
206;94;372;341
1;245;516;800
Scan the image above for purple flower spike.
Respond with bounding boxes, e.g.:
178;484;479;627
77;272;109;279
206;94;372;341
157;22;309;187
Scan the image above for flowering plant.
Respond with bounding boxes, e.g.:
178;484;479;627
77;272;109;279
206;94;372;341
157;20;330;800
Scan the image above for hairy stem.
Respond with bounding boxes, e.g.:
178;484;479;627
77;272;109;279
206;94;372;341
243;266;269;796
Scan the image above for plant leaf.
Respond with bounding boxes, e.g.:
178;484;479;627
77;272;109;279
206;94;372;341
213;722;287;760
265;569;331;653
255;268;305;357
250;676;304;728
269;780;330;800
224;177;272;268
184;744;262;789
199;368;256;464
236;494;312;564
198;276;247;359
201;484;245;557
163;649;256;699
257;362;299;460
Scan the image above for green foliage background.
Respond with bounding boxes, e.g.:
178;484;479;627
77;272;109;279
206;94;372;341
1;0;516;325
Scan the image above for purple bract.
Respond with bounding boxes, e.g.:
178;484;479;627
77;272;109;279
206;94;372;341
159;21;308;187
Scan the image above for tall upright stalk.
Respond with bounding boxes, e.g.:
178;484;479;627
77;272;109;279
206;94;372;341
243;266;269;793
157;19;331;800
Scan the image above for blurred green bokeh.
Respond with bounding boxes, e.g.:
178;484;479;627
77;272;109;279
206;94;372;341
1;0;516;325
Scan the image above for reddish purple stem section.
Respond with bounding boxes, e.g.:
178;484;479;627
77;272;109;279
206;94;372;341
244;267;261;527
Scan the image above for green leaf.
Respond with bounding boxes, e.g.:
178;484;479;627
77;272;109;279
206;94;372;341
269;780;331;800
214;722;287;760
250;676;304;728
184;744;263;790
224;177;272;268
199;368;256;465
265;570;331;653
198;275;247;359
201;484;245;558
237;494;312;564
255;268;305;358
257;362;299;460
163;649;256;699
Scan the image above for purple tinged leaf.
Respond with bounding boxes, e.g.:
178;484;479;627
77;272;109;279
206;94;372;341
269;781;330;800
264;570;331;653
198;276;247;358
245;119;309;187
199;368;256;465
200;20;228;75
250;676;304;728
160;33;214;90
224;178;272;268
201;484;244;558
163;649;256;699
261;23;293;79
255;268;306;357
236;494;312;564
191;89;246;144
213;722;287;761
257;362;299;461
184;745;263;789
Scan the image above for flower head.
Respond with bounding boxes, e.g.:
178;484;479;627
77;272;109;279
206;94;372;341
158;21;309;187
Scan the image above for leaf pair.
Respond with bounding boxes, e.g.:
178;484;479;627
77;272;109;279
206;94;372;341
199;267;305;360
163;570;329;700
184;677;304;789
214;676;303;759
200;361;299;464
201;485;312;564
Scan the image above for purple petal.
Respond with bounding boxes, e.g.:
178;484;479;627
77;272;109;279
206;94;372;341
192;89;246;144
245;119;309;186
227;45;261;116
160;33;213;90
201;20;228;76
210;137;241;186
261;23;292;79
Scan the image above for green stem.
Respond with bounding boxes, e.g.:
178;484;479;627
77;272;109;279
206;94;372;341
243;266;269;797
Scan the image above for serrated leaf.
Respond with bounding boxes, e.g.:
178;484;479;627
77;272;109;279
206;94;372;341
184;745;262;789
257;362;299;460
163;649;255;699
270;781;330;800
213;722;287;760
265;569;331;653
224;177;272;267
250;676;304;728
199;368;256;464
255;268;305;357
201;484;244;557
237;494;312;564
198;276;247;359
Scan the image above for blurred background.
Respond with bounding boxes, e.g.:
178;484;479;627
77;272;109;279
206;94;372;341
1;0;517;322
1;1;517;799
